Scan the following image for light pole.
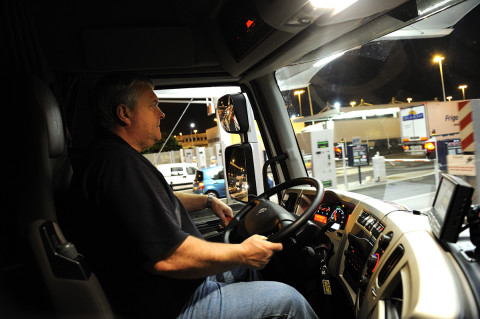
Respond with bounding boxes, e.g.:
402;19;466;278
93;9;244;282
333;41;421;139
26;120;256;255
307;85;313;116
459;85;468;100
190;123;195;148
294;89;305;116
433;56;446;102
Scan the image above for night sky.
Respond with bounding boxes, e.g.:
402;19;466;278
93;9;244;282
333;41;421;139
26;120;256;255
157;101;217;138
160;4;480;135
285;4;480;117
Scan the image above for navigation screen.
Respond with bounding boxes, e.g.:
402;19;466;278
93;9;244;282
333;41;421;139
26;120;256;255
429;174;474;242
432;176;455;224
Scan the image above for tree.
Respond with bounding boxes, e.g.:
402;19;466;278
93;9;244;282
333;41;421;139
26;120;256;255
142;134;182;154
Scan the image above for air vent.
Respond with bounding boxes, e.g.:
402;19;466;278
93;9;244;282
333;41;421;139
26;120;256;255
378;245;404;286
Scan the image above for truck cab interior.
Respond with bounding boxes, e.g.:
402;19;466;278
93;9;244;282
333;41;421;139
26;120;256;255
2;0;480;318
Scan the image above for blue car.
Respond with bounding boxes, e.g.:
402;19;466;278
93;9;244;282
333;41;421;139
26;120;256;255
193;166;226;198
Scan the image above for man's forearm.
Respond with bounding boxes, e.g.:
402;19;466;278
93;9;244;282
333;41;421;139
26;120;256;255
175;192;208;212
149;235;282;279
150;235;244;278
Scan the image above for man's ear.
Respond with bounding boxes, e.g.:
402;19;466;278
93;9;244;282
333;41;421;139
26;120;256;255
116;104;131;126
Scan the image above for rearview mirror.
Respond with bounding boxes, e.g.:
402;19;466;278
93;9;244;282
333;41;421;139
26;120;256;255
225;143;256;202
217;94;249;133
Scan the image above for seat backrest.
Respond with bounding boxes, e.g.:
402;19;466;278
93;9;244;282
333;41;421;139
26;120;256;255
5;74;113;318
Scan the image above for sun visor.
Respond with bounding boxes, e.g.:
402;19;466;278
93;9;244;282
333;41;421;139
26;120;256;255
82;27;194;71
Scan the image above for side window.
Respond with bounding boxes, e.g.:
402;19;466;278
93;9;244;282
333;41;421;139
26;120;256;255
144;85;267;200
171;167;183;176
212;169;224;180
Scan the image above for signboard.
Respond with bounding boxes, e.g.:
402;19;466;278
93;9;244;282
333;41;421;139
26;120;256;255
437;139;462;171
447;155;476;176
459;100;474;152
352;136;361;145
347;144;370;167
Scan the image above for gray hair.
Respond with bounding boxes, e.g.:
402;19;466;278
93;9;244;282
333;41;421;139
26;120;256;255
90;72;154;133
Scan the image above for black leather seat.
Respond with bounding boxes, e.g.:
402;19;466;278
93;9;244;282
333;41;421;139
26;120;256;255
3;74;113;318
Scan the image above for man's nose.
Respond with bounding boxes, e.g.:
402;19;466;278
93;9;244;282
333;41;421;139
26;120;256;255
158;108;165;119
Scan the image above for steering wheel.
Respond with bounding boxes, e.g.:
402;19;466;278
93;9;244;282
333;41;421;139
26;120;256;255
223;177;324;243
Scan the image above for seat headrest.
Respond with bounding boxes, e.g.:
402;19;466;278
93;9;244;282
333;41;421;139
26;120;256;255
29;76;65;158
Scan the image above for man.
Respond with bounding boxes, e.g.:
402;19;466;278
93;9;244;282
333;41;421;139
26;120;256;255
65;72;318;318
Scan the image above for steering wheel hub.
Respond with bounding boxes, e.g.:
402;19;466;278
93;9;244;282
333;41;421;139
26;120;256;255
224;177;324;243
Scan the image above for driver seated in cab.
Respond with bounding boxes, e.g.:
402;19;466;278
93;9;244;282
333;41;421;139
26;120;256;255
64;72;318;319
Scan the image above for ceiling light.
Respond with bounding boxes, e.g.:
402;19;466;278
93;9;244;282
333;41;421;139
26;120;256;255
310;0;358;14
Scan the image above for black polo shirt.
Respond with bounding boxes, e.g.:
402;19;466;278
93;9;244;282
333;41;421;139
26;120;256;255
64;133;204;318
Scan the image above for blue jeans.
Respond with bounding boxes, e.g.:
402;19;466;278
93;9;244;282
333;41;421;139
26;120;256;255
177;268;318;319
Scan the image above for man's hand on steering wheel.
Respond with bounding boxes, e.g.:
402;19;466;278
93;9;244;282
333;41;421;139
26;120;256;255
224;177;324;244
240;235;283;269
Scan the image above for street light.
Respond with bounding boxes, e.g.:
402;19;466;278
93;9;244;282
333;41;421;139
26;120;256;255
407;98;412;103
433;56;446;102
350;101;356;107
447;96;452;101
459;85;468;100
190;123;195;148
294;89;305;116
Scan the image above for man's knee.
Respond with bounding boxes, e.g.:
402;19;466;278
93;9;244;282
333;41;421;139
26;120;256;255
262;282;312;311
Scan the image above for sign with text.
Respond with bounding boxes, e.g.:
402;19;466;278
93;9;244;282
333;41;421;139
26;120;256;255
347;144;370;167
447;155;476;176
352;136;361;145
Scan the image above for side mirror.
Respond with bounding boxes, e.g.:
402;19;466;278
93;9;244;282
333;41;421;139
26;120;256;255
225;143;257;202
217;94;249;133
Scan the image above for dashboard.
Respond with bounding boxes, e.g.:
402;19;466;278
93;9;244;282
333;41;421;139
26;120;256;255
281;187;479;319
294;193;353;231
285;188;355;232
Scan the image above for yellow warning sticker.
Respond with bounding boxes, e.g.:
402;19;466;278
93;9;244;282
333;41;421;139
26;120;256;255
322;279;332;295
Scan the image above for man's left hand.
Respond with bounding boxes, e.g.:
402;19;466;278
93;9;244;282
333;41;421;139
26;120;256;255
211;197;234;226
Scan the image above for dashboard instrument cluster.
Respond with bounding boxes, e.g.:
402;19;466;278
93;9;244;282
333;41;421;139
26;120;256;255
289;192;353;231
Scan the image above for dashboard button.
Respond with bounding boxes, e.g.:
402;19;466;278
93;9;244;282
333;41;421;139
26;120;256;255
378;233;392;250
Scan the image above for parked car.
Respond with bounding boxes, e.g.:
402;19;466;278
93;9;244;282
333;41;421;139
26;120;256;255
157;163;197;190
193;166;226;198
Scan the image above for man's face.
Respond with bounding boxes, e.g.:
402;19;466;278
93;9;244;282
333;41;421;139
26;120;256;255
127;84;165;151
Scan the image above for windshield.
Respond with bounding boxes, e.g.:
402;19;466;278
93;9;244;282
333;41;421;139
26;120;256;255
276;2;480;213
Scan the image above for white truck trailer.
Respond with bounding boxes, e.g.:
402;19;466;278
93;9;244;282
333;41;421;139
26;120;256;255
400;101;461;154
